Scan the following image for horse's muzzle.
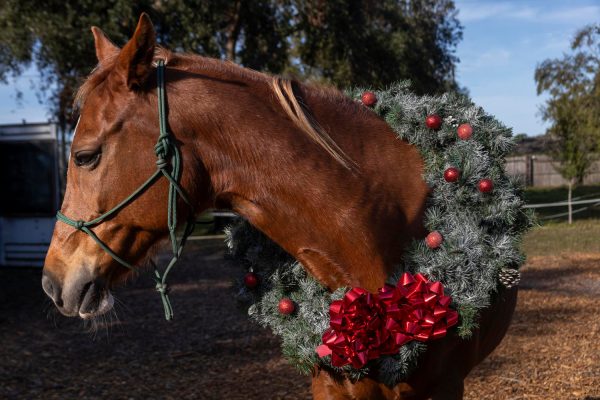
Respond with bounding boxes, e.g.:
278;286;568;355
42;270;114;319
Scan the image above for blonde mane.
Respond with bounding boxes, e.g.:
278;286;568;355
271;77;355;170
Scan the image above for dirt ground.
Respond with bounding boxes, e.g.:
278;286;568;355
1;240;598;400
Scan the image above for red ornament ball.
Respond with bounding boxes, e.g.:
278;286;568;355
244;272;259;289
425;231;443;249
278;298;296;315
457;123;473;140
478;178;494;193
361;91;377;107
444;167;460;183
425;114;443;130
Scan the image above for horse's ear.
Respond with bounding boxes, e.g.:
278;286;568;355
91;27;120;63
115;13;156;90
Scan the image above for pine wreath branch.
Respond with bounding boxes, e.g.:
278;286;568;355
226;83;532;385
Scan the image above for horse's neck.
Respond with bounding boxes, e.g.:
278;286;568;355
174;74;429;292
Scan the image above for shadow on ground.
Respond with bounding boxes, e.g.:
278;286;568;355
0;240;310;400
1;243;598;399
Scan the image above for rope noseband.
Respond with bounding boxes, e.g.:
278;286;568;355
57;60;194;320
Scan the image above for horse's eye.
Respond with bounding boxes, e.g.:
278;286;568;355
74;150;101;167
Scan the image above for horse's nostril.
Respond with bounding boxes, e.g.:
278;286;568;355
78;280;104;315
42;272;63;307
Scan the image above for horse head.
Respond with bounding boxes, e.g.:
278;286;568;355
42;13;427;323
42;15;202;319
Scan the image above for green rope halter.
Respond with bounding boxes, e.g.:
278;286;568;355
56;60;195;320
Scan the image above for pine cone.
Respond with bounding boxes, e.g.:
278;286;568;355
499;268;521;288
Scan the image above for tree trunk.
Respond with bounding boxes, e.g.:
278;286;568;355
225;1;242;62
567;180;573;225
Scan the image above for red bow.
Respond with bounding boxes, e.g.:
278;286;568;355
316;273;458;368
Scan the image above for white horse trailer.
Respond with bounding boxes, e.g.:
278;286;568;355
0;123;64;267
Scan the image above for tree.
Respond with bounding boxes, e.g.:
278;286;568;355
535;24;600;223
0;0;462;131
292;0;463;92
0;0;291;130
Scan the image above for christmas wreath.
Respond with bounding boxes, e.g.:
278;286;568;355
226;82;533;385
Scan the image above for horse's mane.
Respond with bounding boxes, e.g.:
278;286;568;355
74;47;356;169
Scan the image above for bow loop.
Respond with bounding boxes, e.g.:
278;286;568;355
317;272;459;368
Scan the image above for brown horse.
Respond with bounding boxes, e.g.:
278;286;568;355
42;14;517;399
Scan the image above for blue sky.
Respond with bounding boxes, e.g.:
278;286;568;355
455;0;600;135
1;1;599;136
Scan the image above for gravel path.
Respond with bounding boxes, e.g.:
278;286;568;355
1;241;598;399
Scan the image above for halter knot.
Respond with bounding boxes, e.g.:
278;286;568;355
156;158;168;170
75;220;85;230
155;282;170;294
154;137;170;159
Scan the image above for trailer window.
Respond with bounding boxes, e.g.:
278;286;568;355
0;141;56;216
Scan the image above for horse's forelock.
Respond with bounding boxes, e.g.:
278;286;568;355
74;60;115;111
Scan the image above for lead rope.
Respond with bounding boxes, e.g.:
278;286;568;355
56;60;195;320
